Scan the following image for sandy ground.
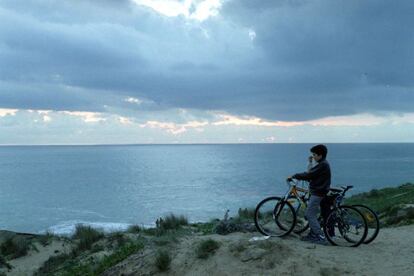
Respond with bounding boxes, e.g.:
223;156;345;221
104;225;414;276
2;225;414;275
7;240;69;276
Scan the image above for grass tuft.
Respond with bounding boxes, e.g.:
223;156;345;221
158;214;188;230
154;250;171;272
38;231;56;247
0;236;30;259
35;252;72;275
72;224;104;253
196;239;220;259
107;231;129;248
94;242;144;275
0;254;12;270
237;208;255;222
127;225;142;234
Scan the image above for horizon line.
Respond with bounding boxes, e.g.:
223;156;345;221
1;142;414;147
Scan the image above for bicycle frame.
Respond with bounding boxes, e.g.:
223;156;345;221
283;180;309;212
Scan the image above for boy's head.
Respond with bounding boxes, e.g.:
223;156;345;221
310;144;328;161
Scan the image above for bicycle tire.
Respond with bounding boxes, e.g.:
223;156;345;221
353;204;380;244
324;205;368;247
254;196;297;237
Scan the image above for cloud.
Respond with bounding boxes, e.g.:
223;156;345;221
0;0;413;126
124;97;143;105
132;0;223;21
212;114;303;127
139;119;209;135
0;108;18;117
62;111;106;123
119;116;133;125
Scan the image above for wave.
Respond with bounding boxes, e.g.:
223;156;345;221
44;220;146;236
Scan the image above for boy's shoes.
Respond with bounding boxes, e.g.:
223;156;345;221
310;235;328;245
301;233;328;245
300;233;317;242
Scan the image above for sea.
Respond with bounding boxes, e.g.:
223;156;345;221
0;143;413;235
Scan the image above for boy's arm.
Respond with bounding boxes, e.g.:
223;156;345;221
307;156;313;172
293;162;327;181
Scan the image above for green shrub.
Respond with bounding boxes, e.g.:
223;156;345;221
142;228;159;236
37;241;144;276
0;236;30;259
0;254;12;270
237;208;255;221
127;225;142;233
158;214;188;230
38;231;56;247
108;232;128;248
367;189;380;198
72;225;104;252
61;264;94;276
192;221;219;235
154;250;171;272
153;233;179;246
196;239;220;259
94;242;144;275
35;253;72;275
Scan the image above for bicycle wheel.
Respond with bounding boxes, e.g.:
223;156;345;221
353;204;380;244
324;205;367;247
287;196;309;234
254;197;296;237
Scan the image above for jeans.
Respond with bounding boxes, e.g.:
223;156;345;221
305;195;324;236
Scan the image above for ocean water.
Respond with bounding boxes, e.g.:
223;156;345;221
0;143;413;234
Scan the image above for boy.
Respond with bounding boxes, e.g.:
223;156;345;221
287;144;331;244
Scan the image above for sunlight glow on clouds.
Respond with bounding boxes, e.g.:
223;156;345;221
308;114;385;127
62;111;106;123
0;108;18;117
119;116;133;125
140;120;208;135
212;114;304;127
211;113;414;128
2;108;414;144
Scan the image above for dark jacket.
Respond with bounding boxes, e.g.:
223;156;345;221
293;159;331;196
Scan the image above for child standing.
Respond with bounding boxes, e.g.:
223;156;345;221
288;144;331;244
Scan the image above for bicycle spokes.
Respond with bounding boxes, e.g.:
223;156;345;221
324;206;367;247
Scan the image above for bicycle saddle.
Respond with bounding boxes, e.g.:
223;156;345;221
329;187;343;193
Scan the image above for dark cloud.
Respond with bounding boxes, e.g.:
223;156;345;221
0;0;413;122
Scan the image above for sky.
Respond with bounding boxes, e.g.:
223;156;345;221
0;0;413;144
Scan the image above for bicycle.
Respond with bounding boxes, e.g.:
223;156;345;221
255;180;369;247
327;186;380;245
254;180;299;237
321;186;368;247
289;183;380;244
